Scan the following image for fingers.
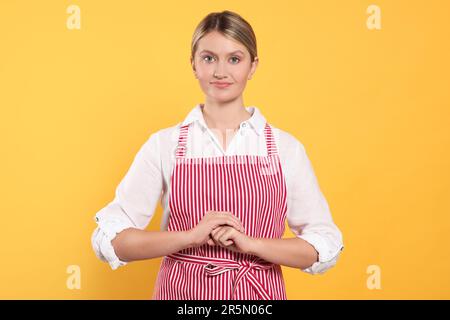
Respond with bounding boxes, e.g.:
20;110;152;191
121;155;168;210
211;227;234;246
207;235;215;246
221;212;244;231
214;217;243;232
213;213;244;232
208;229;228;246
208;211;245;232
211;227;221;238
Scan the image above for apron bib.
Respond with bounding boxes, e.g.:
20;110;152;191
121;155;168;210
152;122;288;300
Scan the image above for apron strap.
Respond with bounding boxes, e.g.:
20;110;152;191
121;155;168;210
264;122;278;156
175;122;278;158
175;124;190;158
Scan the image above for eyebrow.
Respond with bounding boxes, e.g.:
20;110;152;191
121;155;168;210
199;50;245;56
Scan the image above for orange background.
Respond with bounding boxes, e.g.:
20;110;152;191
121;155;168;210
1;0;449;299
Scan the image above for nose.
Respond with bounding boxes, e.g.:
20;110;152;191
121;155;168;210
213;61;228;79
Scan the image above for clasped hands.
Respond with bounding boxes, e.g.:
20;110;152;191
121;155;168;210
188;211;256;254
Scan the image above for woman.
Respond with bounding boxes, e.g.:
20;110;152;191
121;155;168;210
91;10;344;300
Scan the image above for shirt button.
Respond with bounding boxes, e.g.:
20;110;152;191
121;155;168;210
241;122;247;128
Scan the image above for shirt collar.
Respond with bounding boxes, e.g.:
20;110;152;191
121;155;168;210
181;103;267;136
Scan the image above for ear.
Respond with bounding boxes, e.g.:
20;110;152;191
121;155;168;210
190;56;198;79
248;56;259;80
190;56;196;72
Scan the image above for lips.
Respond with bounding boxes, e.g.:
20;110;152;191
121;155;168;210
211;81;233;88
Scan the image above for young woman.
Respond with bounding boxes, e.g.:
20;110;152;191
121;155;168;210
91;10;344;300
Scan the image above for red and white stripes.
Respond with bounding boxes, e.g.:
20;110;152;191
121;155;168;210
152;122;288;300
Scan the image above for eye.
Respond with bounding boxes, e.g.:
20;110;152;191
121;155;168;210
202;55;215;63
201;55;240;64
230;56;240;64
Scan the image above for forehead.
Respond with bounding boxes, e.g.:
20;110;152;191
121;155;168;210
197;31;248;55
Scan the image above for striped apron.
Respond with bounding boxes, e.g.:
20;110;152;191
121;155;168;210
152;122;288;300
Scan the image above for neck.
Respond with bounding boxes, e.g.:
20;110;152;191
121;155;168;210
201;97;251;131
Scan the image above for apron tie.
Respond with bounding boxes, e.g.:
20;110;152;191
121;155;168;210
167;253;274;300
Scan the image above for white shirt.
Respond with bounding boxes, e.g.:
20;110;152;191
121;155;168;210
91;104;344;274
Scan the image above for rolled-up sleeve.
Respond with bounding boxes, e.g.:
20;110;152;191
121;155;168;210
91;131;163;270
286;140;344;275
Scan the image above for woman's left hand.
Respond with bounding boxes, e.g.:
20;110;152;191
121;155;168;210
208;226;256;254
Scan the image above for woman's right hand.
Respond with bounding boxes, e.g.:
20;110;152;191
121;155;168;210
187;211;245;248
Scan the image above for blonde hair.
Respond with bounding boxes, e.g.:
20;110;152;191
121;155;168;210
191;10;258;63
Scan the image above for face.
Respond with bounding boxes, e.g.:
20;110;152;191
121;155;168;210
191;30;258;104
